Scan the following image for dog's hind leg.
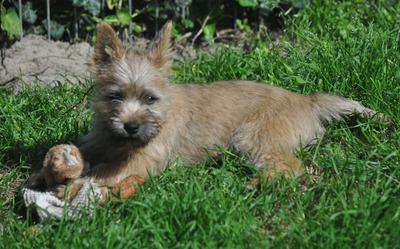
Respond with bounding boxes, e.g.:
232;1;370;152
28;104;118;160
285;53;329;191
251;147;302;186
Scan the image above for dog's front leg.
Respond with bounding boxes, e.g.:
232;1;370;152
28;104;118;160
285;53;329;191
56;163;146;202
108;175;145;199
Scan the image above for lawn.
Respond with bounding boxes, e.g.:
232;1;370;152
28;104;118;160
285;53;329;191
1;1;400;248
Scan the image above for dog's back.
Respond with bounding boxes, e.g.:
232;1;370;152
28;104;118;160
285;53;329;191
167;80;382;160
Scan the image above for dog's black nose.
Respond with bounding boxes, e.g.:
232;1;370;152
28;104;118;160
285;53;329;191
124;122;140;135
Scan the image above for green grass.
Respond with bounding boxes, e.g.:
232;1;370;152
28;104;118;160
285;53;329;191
2;1;400;248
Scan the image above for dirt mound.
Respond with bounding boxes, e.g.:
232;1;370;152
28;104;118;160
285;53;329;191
1;35;93;91
0;30;277;91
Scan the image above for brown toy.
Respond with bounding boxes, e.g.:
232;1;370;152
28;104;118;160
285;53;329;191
41;144;140;202
43;144;88;188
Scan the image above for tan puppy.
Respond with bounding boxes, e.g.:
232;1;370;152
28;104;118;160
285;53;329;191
52;21;385;201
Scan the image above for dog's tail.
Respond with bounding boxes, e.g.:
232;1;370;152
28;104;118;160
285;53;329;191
312;93;388;124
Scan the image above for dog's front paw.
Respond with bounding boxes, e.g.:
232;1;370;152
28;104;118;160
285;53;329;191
55;182;84;201
55;185;68;200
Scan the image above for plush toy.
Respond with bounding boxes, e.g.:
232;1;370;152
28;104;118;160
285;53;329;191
42;144;88;188
22;144;100;221
23;144;141;221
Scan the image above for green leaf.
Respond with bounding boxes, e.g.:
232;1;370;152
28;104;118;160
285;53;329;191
132;23;142;33
0;7;21;39
84;0;101;16
259;0;280;14
203;22;216;41
182;19;194;29
237;0;257;7
42;20;65;39
106;0;119;10
292;76;307;84
236;19;251;32
22;2;37;24
104;15;118;24
117;9;131;26
73;0;100;16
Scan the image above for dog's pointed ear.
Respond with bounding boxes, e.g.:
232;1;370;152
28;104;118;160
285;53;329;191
149;21;173;69
94;22;124;65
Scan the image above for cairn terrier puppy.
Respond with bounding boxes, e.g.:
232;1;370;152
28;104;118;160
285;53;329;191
56;21;384;200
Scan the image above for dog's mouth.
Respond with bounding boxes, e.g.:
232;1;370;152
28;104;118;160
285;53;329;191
107;121;159;147
118;136;149;147
105;132;150;148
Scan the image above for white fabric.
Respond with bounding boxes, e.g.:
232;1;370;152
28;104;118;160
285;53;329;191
23;182;102;221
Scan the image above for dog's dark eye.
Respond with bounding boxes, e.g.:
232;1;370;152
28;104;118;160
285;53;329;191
146;96;157;105
107;92;123;102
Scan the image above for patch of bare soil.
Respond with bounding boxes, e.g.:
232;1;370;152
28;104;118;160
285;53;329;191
0;28;283;91
0;34;189;91
0;35;93;91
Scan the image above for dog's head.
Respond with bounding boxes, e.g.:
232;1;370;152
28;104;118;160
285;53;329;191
90;21;173;147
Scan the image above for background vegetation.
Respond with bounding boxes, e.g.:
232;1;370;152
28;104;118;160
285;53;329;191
1;0;400;248
2;0;308;45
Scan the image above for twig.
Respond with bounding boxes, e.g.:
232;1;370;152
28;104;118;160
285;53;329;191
192;15;210;46
0;66;49;86
176;32;192;42
0;76;19;86
62;85;94;115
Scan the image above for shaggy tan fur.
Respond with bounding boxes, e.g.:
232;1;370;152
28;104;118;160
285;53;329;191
38;22;385;201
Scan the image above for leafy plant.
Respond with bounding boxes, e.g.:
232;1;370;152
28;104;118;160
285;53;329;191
236;18;251;32
238;0;258;7
73;0;101;16
104;7;140;30
0;5;21;39
0;0;311;46
42;19;65;40
21;1;37;24
237;0;309;16
203;21;216;42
